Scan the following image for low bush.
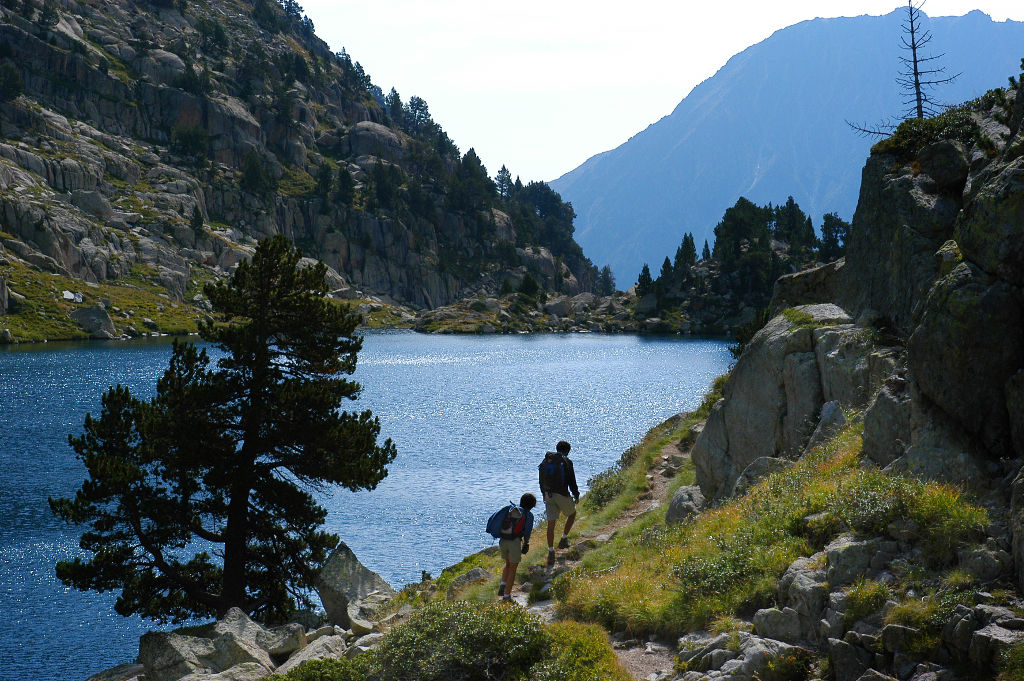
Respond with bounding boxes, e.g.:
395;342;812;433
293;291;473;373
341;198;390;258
352;601;628;681
755;648;815;681
1000;641;1024;681
362;601;546;681
264;658;365;681
844;578;889;626
530;621;631;681
871;107;978;161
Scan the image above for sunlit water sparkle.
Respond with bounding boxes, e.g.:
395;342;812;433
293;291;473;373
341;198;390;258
0;330;730;680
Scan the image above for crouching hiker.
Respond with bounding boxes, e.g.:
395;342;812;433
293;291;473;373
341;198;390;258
539;440;579;567
485;493;537;601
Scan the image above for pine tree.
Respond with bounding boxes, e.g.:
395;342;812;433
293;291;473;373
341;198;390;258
597;265;615;296
658;256;673;285
51;236;396;623
495;165;513;199
335;167;354;205
385;88;404;128
315;163;334;199
636;263;653;297
702;240;711;261
190;205;204;233
819;212;850;262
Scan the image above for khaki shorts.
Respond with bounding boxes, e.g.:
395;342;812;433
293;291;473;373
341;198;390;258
545;493;576;521
499;537;522;563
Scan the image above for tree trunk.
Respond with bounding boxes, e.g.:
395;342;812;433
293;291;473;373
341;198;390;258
221;480;251;613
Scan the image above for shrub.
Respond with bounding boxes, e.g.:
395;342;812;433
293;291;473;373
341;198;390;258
530;621;631;681
363;601;546;681
0;61;24;101
241;150;278;198
171;125;209;159
754;648;814;681
1000;641;1024;681
264;658;365;681
844;579;889;627
584;467;625;510
518;272;540;299
872;107;978;161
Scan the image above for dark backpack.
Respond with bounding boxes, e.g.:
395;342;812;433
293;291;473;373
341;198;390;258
539;453;565;493
486;503;524;539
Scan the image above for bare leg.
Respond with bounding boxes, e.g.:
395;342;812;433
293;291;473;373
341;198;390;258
563;513;576;537
547;517;557;549
502;560;518;596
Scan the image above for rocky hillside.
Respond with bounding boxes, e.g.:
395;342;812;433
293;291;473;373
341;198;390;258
0;0;596;342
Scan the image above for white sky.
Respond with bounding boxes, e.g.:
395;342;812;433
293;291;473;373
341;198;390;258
302;1;1024;183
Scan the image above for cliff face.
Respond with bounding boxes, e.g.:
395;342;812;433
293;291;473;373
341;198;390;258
695;73;1024;579
0;0;593;337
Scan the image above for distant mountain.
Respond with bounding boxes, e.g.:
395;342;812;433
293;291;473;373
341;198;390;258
550;10;1024;284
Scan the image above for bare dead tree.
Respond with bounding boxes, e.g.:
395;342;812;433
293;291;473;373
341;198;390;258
897;0;960;118
847;0;961;137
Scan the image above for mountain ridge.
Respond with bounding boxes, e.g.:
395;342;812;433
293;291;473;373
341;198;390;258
552;9;1024;284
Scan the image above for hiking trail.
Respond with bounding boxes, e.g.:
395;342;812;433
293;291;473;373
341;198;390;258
512;441;686;680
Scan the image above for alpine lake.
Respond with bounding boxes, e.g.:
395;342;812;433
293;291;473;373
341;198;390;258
0;330;732;681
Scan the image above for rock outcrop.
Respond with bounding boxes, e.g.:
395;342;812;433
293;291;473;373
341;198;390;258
316;542;396;629
97;606;388;681
690;302;899;500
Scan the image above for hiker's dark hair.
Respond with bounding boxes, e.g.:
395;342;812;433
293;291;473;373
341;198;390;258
520;492;537;510
556;440;571;454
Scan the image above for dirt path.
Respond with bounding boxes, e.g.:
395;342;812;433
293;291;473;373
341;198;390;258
515;442;685;680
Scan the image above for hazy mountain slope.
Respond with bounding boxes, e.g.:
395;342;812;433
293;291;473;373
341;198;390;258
551;10;1024;283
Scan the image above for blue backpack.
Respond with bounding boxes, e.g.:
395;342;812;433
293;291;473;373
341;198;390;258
486;503;525;539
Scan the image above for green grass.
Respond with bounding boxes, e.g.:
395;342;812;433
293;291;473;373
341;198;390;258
554;422;988;638
1000;641;1024;681
279;165;317;197
844;578;890;627
883;566;980;655
0;260;206;342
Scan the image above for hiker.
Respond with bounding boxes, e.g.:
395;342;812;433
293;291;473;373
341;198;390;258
486;492;537;601
539;440;579;567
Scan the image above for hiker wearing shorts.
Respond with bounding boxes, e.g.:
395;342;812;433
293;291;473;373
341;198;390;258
488;493;537;601
539;440;579;567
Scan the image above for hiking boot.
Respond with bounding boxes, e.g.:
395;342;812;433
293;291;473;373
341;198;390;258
498;583;506;597
546;550;555;567
557;536;570;549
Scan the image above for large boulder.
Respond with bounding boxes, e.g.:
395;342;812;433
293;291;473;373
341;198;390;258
838;153;962;336
863;377;912;467
316;542;396;628
70;305;117;339
665;485;705;526
807;400;848;450
348;122;404;162
0;275;7;315
273;635;347;676
445;567;493;600
956;154;1024;288
691;303;858;500
731;457;792;497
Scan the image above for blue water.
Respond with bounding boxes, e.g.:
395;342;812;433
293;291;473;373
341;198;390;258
0;331;730;680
